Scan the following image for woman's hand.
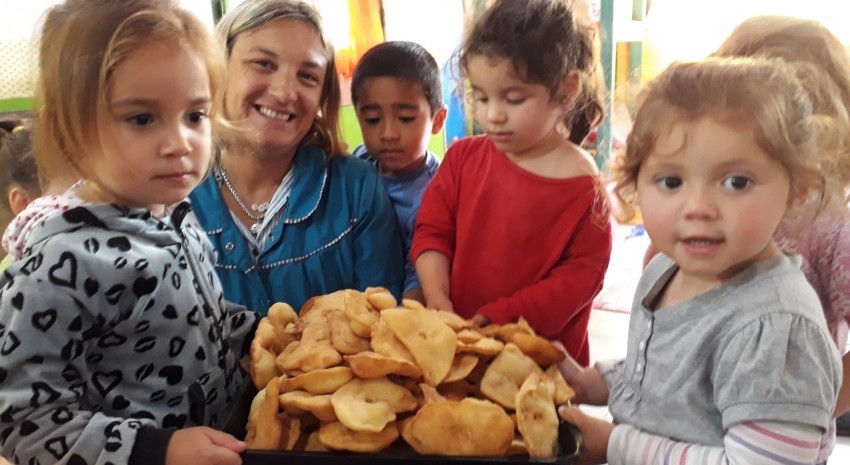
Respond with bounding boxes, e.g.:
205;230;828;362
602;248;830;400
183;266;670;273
558;406;614;465
166;427;245;465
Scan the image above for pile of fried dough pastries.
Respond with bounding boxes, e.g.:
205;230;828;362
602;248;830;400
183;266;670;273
248;287;575;458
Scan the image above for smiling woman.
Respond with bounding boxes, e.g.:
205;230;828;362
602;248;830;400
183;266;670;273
189;0;405;316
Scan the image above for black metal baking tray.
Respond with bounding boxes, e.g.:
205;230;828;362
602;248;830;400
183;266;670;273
222;385;582;464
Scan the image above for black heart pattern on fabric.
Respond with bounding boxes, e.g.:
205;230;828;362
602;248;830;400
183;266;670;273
68;315;82;332
169;337;186;357
11;292;23;310
48;252;78;289
93;370;123;397
84;278;99;297
19;420;38;436
194;346;206;360
63;208;107;228
158;365;183;385
1;331;20;355
186;307;199;326
30;382;61;407
162;305;178;319
45;436;69;460
32;309;57;332
106;236;131;252
112;395;130;410
132;276;157;298
51;406;73;424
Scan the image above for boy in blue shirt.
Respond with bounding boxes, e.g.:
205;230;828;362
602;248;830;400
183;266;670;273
351;41;447;303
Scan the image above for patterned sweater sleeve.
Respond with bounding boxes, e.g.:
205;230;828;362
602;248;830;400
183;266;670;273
0;257;157;465
608;421;822;465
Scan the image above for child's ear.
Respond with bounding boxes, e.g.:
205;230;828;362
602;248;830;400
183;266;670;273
8;186;35;216
559;71;581;107
430;107;448;135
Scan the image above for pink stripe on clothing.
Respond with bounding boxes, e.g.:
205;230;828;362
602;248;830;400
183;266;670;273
679;444;692;465
744;422;820;449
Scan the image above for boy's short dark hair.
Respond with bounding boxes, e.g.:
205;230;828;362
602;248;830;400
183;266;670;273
351;41;443;115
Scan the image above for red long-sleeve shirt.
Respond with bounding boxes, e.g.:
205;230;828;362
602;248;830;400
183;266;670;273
411;136;612;365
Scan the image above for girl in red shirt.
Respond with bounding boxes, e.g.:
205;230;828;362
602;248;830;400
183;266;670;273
411;0;612;365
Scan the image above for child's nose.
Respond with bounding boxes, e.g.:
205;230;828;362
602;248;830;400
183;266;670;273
162;125;192;157
682;188;718;219
486;102;506;123
381;121;400;140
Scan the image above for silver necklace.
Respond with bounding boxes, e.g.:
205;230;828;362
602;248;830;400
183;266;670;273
218;165;268;235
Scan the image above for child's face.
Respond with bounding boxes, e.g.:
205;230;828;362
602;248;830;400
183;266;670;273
636;117;791;285
467;55;566;158
224;18;327;157
355;77;445;177
95;42;212;213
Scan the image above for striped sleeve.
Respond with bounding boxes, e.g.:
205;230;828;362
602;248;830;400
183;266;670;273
607;421;821;465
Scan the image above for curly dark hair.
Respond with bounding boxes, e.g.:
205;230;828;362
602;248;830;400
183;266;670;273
460;0;604;144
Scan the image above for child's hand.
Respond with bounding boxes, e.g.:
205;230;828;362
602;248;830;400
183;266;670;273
558;405;614;465
553;343;610;405
471;314;490;327
425;294;454;312
402;288;426;305
165;427;245;465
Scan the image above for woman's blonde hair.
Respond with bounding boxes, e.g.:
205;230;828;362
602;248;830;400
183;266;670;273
215;0;344;157
611;57;837;221
714;15;850;204
35;0;226;186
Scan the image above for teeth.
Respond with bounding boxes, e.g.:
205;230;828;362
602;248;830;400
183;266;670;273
258;106;294;121
685;239;719;247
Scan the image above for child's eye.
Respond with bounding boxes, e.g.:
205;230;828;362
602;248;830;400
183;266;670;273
473;95;488;104
399;116;417;123
127;114;154;127
656;176;682;190
363;117;380;125
722;175;751;191
187;110;208;125
506;97;527;105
